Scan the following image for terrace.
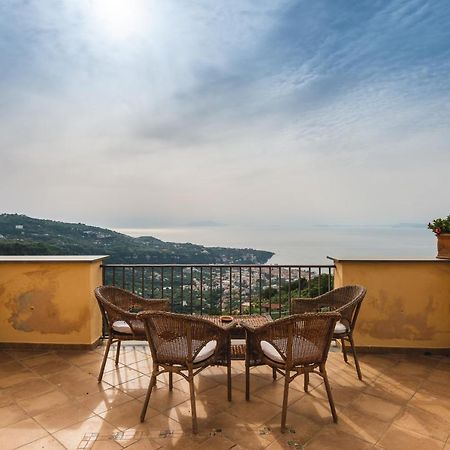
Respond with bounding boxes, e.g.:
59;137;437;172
0;256;449;449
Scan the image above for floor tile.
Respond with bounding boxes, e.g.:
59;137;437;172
3;377;56;402
1;418;48;450
52;415;118;450
116;375;151;398
228;397;282;425
232;371;277;394
100;399;159;430
79;358;124;378
126;358;154;376
118;436;161;449
350;392;403;422
65;377;111;399
0;361;36;389
330;405;390;444
409;388;450;420
20;352;61;368
304;426;373;450
265;410;322;444
0;350;15;365
307;382;361;408
221;423;274;449
393;404;450;442
101;366;142;386
0;403;29;428
378;424;444;450
171;372;219;394
33;402;95;433
363;372;421;405
57;350;104;367
78;387;134;414
136;384;190;413
253;379;306;407
16;434;66;449
17;389;72;416
288;394;337;425
5;349;51;361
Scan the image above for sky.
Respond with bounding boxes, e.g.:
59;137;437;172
1;0;449;230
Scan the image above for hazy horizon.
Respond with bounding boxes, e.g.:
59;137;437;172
112;223;435;265
1;1;449;230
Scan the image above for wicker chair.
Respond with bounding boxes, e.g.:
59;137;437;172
137;311;234;434
242;312;340;432
94;286;170;382
291;285;366;380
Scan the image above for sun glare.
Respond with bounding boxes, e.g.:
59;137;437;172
90;0;147;40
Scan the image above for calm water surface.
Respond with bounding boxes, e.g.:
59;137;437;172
114;225;436;265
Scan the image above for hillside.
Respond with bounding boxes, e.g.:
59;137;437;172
0;214;274;264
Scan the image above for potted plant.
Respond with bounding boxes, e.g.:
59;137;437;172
428;215;450;259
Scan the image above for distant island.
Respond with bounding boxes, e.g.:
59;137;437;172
0;214;274;264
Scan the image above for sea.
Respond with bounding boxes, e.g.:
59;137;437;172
113;225;436;265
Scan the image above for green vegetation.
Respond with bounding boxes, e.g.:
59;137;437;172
260;274;332;300
0;214;274;264
428;215;450;235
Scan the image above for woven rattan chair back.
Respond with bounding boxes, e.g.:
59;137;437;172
251;312;340;369
94;286;170;382
292;285;366;329
139;311;228;365
96;285;170;335
292;285;366;380
137;310;232;433
243;312;340;431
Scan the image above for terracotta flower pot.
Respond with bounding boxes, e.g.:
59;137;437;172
437;233;450;259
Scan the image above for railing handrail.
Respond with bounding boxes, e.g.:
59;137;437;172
102;263;336;268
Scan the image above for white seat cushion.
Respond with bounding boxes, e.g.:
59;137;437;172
334;321;347;334
112;320;132;334
261;340;284;363
261;337;321;364
194;340;217;363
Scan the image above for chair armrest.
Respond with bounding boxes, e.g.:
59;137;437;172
221;321;238;332
129;297;170;312
240;321;257;333
291;297;320;314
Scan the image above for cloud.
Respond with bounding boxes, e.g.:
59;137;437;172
0;0;449;228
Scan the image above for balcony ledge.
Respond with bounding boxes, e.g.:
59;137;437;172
0;255;109;263
328;255;450;263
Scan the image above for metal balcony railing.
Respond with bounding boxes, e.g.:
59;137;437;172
102;264;335;318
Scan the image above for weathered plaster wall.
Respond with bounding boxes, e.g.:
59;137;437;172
334;260;450;350
0;260;103;345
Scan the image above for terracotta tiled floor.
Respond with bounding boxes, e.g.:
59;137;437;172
0;343;449;450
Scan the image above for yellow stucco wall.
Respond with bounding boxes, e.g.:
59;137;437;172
0;257;106;346
334;259;450;350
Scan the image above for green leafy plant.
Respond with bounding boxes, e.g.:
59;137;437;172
428;215;450;235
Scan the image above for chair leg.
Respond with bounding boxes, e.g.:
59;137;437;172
348;334;363;381
273;367;277;380
98;336;113;382
115;340;121;366
304;371;309;392
188;367;198;434
169;371;173;391
227;359;232;402
140;367;157;422
280;369;290;433
341;338;348;363
245;345;250;401
321;365;337;423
